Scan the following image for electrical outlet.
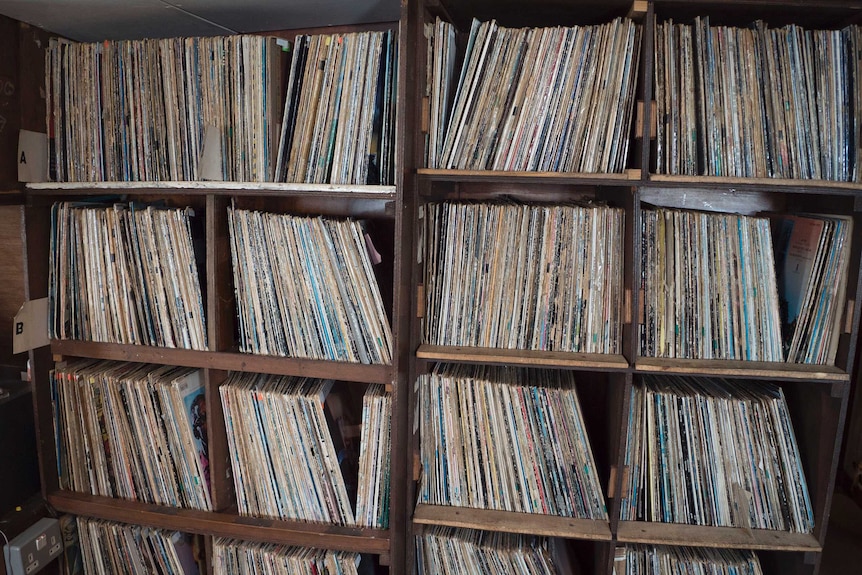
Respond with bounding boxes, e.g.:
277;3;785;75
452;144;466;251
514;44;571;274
3;518;62;575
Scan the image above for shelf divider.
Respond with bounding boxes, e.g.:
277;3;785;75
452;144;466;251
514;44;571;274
635;356;849;382
26;181;396;200
50;340;394;384
617;520;821;552
413;504;612;541
48;491;390;554
416;344;629;371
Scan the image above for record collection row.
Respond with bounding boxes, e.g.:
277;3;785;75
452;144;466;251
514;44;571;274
640;208;783;362
47;30;396;184
221;373;391;528
621;545;764;575
423;17;641;173
213;538;361;575
67;516;368;575
229;207;393;364
46;17;862;183
47;36;282;183
67;518;772;574
415;527;567;575
48;202;208;350
51;361;392;528
655;18;862;181
417;364;607;519
274;31;397;185
47;200;395;363
72;516;200;575
422;201;624;354
52;360;211;510
641;207;851;365
415;528;765;575
48;198;851;370
621;375;814;533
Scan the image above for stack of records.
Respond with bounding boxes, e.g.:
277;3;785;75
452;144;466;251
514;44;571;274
76;517;199;574
228;207;392;363
640;207;783;361
49;201;207;350
423;17;457;168
774;214;853;365
416;527;569;575
355;384;392;528
423;201;624;354
213;538;359;575
621;375;814;533
51;360;211;511
274;30;397;185
418;364;606;519
220;373;391;526
655;17;862;181
623;545;763;575
47;35;283;182
432;17;640;173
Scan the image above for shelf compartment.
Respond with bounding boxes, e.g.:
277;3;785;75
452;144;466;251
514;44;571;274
418;168;640;186
47;491;389;555
26;181;397;200
416;344;629;371
51;340;394;385
617;521;821;552
634;357;849;382
412;504;612;541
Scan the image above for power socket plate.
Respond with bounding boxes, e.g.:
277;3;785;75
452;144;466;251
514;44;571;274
3;518;62;575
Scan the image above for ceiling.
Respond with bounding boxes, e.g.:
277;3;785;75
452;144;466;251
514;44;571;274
0;0;400;42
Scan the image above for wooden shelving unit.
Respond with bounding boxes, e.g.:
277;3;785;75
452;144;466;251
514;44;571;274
407;1;862;574
17;5;417;575
9;1;862;573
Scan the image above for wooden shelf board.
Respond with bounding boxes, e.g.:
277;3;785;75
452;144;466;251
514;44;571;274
416;344;629;371
25;181;397;200
50;340;394;384
647;174;862;194
617;521;821;552
417;168;638;185
413;504;611;541
47;492;390;554
635;357;849;381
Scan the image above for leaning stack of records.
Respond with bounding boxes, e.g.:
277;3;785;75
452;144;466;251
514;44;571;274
228;207;392;363
51;360;212;511
274;30;397;185
655;17;862;181
623;545;763;575
46;35;283;182
621;375;814;533
213;538;359;575
416;527;569;575
77;517;199;574
355;384;392;528
432;17;640;173
853;27;862;182
49;201;207;350
774;214;853;365
423;17;457;168
423;201;624;354
640;207;783;361
418;364;607;519
220;373;391;526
